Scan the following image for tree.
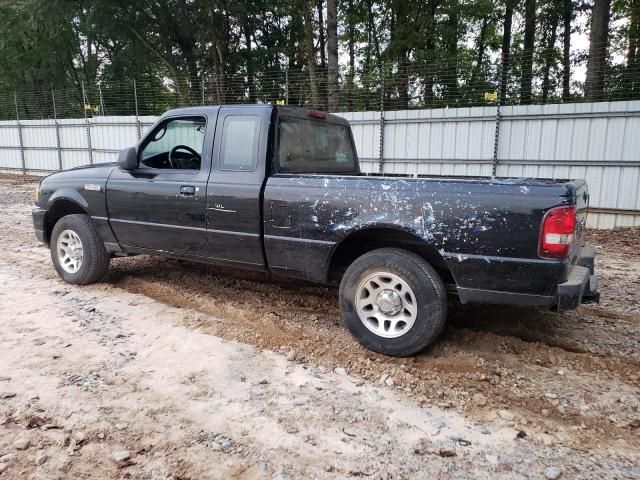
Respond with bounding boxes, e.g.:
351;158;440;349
584;0;612;101
562;0;573;100
541;1;560;102
327;0;339;110
301;0;320;106
625;0;640;96
520;0;537;104
445;0;460;102
500;0;515;102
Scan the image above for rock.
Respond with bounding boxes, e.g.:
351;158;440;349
13;438;30;450
112;450;130;462
334;367;347;376
473;393;488;407
385;377;395;388
485;454;499;465
0;463;8;474
438;448;457;457
258;462;270;476
273;475;289;480
545;393;558;400
497;410;515;421
541;408;550;417
544;466;562;479
74;431;87;444
0;454;14;463
0;376;10;382
35;451;48;466
286;350;297;362
0;392;16;399
67;438;77;455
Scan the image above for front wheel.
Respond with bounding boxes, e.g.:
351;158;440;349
50;214;110;285
339;248;447;356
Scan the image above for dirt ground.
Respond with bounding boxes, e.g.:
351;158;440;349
0;174;638;479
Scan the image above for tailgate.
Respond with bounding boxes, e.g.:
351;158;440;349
566;179;589;259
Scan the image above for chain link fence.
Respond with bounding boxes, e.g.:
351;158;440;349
1;44;639;121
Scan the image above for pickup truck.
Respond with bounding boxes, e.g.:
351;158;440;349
33;104;599;356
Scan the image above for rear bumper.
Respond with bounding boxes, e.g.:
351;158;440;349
32;207;47;244
557;244;599;310
456;244;599;310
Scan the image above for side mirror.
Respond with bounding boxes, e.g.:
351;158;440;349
117;147;138;171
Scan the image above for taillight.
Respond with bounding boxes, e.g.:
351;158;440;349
539;205;576;259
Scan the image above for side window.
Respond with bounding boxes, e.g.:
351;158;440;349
139;117;206;170
219;116;260;171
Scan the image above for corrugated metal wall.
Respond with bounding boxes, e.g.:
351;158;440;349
1;101;638;229
341;101;640;229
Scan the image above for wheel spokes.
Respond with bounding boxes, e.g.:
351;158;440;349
355;271;418;339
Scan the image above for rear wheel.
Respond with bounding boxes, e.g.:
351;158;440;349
50;214;110;285
339;248;447;356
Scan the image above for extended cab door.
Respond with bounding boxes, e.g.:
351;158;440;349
106;112;216;256
205;106;272;268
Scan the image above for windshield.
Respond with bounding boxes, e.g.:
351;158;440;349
276;118;357;174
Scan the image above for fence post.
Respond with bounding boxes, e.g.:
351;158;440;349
134;80;141;140
52;89;62;171
492;63;503;179
285;69;289;104
81;81;94;164
14;93;26;176
98;83;106;116
378;75;385;175
201;78;205;106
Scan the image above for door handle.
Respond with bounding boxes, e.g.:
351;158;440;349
179;185;196;195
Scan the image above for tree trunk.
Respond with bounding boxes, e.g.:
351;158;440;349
301;0;320;107
500;1;514;102
520;0;536;104
626;0;640;96
542;10;559;103
422;1;438;106
244;27;255;103
562;0;572;101
471;17;488;97
445;0;459;103
317;0;327;69
584;0;611;101
326;0;339;111
347;0;355;110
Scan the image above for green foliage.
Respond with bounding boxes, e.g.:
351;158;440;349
0;0;638;119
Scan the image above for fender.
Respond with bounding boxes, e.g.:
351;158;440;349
324;224;455;285
48;188;90;211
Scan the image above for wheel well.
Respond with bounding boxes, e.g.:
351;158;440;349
44;200;87;245
326;228;454;285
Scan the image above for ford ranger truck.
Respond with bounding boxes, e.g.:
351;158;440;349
32;105;599;356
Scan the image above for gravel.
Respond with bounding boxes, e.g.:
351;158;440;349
0;175;639;479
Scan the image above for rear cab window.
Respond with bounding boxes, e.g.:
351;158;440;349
219;115;260;171
276;117;357;174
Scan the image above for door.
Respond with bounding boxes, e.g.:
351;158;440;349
205;106;271;268
107;114;215;256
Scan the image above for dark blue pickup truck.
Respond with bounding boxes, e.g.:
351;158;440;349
33;105;599;356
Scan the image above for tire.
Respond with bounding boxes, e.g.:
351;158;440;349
339;248;447;356
50;214;110;285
